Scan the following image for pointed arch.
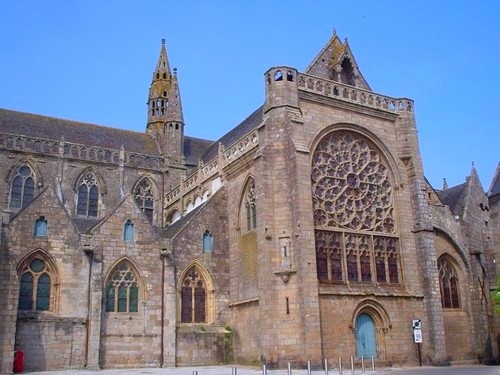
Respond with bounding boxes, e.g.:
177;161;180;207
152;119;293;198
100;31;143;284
17;249;59;312
74;167;106;217
238;175;257;232
132;176;158;222
437;254;462;309
311;126;402;286
177;260;214;323
351;299;391;359
7;160;42;210
104;257;143;313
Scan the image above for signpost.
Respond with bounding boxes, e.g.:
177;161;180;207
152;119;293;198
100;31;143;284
412;320;422;366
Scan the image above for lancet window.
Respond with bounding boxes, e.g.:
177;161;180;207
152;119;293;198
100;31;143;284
245;180;257;231
134;178;154;221
181;267;207;323
10;164;35;209
438;257;460;308
77;173;99;217
312;131;399;285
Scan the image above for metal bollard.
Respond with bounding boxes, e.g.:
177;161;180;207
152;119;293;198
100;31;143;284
339;357;343;375
262;364;267;375
324;358;329;375
371;355;375;372
232;367;237;375
361;356;365;373
307;360;312;375
192;371;198;375
288;362;292;375
350;356;355;375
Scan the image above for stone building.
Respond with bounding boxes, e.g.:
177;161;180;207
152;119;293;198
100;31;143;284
0;33;498;373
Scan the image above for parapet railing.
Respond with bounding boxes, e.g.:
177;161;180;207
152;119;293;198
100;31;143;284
297;73;414;113
0;132;165;170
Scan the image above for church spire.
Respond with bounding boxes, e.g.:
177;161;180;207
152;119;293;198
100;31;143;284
146;39;184;163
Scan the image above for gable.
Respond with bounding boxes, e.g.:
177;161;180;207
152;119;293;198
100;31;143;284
305;32;371;90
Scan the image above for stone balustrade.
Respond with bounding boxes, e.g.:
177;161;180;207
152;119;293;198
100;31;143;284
297;73;414;112
0;132;165;170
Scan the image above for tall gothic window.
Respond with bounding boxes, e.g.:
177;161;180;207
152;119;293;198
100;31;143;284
245;180;256;231
18;257;53;311
438;257;460;308
181;267;207;323
105;261;139;313
134;178;154;221
311;131;399;284
10;165;35;209
77;173;99;217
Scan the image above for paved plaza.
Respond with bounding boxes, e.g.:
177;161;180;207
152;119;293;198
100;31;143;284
25;364;500;375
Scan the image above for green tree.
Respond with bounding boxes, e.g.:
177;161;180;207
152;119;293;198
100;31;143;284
492;276;500;314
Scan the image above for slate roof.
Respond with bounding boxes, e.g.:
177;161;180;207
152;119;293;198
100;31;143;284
0;108;161;155
200;106;263;163
488;162;500;198
72;217;101;234
183;136;214;167
161;202;206;239
436;182;468;216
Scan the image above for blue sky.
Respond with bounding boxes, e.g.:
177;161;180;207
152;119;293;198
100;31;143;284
1;1;498;190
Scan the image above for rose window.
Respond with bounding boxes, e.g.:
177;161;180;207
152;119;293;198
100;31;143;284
311;131;395;234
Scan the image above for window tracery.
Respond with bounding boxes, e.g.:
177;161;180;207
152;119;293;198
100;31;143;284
77;173;99;217
245;180;256;231
105;261;139;313
181;267;207;323
312;131;400;285
18;257;54;311
134;178;154;221
438;257;460;308
10;165;35;209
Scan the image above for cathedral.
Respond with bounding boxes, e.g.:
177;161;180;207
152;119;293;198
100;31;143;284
0;32;499;373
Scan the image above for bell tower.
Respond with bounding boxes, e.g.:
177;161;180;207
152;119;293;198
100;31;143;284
146;39;184;163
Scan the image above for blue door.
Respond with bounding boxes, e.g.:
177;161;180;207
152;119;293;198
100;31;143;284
355;313;377;358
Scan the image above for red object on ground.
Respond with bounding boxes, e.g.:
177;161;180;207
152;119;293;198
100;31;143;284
13;350;24;373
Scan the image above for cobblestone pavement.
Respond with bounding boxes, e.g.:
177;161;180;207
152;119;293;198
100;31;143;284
25;364;500;375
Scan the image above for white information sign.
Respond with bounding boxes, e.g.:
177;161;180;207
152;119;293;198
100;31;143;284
413;329;423;343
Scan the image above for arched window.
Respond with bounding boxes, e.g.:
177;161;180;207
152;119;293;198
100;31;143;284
438;257;460;308
77;173;99;217
124;220;134;242
105;261;139;313
181;267;207;323
311;131;399;284
245;180;256;231
10;165;35;209
134;178;154;221
34;216;47;237
203;231;213;253
18;257;53;311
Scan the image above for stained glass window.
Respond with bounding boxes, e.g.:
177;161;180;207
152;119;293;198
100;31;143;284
134;179;154;221
10;165;35;209
311;131;400;285
181;267;206;323
105;262;139;313
77;174;99;217
438;257;460;308
18;258;51;311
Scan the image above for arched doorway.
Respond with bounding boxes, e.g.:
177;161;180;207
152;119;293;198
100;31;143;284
355;313;377;358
